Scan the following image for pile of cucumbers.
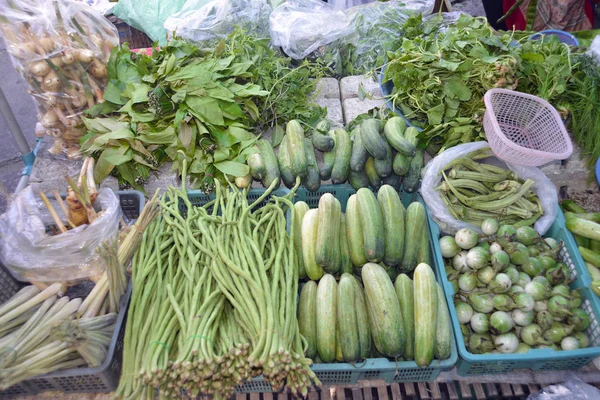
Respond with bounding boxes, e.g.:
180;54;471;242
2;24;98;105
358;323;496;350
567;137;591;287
298;264;452;366
246;116;424;193
295;186;431;280
295;186;452;366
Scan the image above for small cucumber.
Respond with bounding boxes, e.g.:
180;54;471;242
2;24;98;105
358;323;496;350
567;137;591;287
382;173;402;191
435;283;452;360
293;201;310;279
403;127;420;147
339;214;353;274
346;194;368;267
331;128;352;184
414;263;438;367
302;209;324;280
298;281;318;358
320;130;337;181
364;157;381;190
357;188;384;263
247;147;266;180
351;276;371;359
312;131;335;152
335;318;344;362
277;134;296;188
350;127;369;172
302;138;321;192
316;274;337;362
403;149;424;193
373;141;393;178
348;170;369;190
417;220;431;266
361;119;388;159
395;274;415;360
393;153;410;176
256;139;280;188
384;117;416;156
401;202;426;272
315;119;330;134
315;194;342;273
377;185;405;267
286;120;308;178
338;273;360;362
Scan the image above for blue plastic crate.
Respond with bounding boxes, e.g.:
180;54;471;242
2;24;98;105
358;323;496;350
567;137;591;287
530;30;579;46
432;207;600;376
293;184;458;384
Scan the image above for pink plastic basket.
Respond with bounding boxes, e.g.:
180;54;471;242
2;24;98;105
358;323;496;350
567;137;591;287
483;89;572;166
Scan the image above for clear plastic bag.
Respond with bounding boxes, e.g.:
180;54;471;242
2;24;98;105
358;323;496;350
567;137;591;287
0;0;118;159
113;0;187;44
0;187;121;283
164;0;272;43
527;374;600;399
420;142;558;235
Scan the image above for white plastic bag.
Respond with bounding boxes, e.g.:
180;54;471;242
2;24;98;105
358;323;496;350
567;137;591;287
0;187;121;282
164;0;272;43
420;142;558;235
527;373;600;399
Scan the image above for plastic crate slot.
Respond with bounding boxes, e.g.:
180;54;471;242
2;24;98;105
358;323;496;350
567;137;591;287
315;370;354;384
392;368;435;382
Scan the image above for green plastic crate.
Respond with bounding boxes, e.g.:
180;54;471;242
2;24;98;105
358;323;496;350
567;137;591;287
294;184;458;384
433;207;600;376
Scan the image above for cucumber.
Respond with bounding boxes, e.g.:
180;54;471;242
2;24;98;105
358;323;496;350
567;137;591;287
335;318;344;362
373;142;393;178
247;148;266;180
277;134;296;188
340;214;353;274
580;247;600;268
361;119;388;159
414;263;438;367
348;170;369;190
256;139;280;188
381;262;398;282
401;202;426;273
315;119;330;134
377;185;405;267
393;153;410;176
394;274;415;360
302;138;321;191
315;194;342;273
286;120;308;178
320;130;336;181
294;201;310;279
404;149;424;193
435;283;451;360
338;273;360;362
312;132;335;152
350;127;369;172
384;117;416;156
346;194;368;267
362;263;405;358
357;188;384;263
417;219;431;266
302;209;324;280
364;157;381;190
331;128;352;184
403;127;420;147
298;281;318;358
351;276;371;359
316;274;337;362
382;173;402;191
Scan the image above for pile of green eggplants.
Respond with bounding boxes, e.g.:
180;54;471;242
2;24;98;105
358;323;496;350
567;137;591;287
440;220;593;354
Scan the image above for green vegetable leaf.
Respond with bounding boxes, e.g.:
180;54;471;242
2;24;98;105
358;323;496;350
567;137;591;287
427;103;445;125
214;160;249;177
443;79;472;102
94;145;130;182
271;125;285;148
438;59;461;71
185;96;224;126
521;52;545;63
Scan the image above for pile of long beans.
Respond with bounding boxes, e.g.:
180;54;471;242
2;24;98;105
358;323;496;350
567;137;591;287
116;175;319;399
436;149;542;227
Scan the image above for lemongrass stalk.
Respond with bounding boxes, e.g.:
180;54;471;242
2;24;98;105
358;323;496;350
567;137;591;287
0;283;62;326
77;274;108;317
0;306;40;337
83;281;109;318
52;190;76;229
39;191;67;233
0;286;40;318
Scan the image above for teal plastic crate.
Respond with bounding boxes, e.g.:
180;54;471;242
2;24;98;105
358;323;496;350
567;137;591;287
433;207;600;376
293;184;458;384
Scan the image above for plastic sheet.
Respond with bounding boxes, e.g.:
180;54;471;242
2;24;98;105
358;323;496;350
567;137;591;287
0;0;118;160
420;142;558;235
164;0;272;43
527;374;600;399
0;187;121;282
113;0;187;44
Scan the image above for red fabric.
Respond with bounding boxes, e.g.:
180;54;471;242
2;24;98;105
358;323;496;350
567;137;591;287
503;0;527;30
585;0;593;25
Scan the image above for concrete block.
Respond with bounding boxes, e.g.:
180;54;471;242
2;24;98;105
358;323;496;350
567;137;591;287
312;78;340;100
145;162;180;194
315;98;344;127
29;152;84;194
342;97;384;125
340;75;382;102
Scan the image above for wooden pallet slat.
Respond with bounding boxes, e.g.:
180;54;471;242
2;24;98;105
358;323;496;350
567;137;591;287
512;384;525;397
250;392;260;400
472;383;486;400
262;392;273;400
236;393;248;400
336;387;346;400
376;383;389;400
499;383;512;398
361;385;373;400
390;383;402;400
403;382;416;398
308;390;319;400
417;382;430;399
427;382;442;400
322;386;332;400
527;384;540;396
277;391;288;400
459;381;473;399
445;381;459;400
484;382;498;398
